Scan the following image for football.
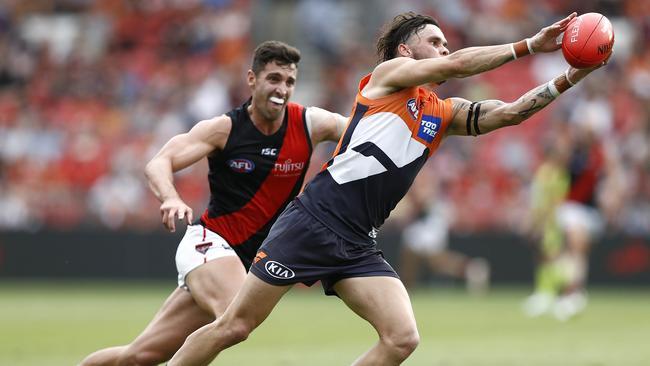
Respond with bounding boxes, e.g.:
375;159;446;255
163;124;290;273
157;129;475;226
562;13;614;68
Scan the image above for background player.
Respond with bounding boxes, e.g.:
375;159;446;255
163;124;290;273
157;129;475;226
524;113;624;320
80;40;347;366
167;12;609;366
397;170;490;293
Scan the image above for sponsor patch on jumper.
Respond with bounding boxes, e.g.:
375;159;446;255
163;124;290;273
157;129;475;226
272;159;305;177
417;115;441;143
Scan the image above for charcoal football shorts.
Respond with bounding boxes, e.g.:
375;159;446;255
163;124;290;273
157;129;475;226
250;201;398;296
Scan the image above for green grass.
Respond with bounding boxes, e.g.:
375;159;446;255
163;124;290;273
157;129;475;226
1;281;649;366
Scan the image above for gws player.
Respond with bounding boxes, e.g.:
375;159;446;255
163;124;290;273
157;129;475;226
169;12;609;366
79;41;347;366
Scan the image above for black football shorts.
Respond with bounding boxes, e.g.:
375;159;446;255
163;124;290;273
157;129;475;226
250;201;398;296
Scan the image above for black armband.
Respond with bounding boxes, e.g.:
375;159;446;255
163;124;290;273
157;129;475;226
466;102;475;136
473;102;482;135
465;102;482;136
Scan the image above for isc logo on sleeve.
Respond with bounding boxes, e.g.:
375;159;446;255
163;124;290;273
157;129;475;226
417;115;441;143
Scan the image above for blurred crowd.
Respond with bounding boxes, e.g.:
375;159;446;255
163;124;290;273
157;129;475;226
0;0;648;236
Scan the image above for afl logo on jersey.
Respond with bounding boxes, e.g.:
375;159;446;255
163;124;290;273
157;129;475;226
227;158;255;173
406;98;419;121
265;261;295;279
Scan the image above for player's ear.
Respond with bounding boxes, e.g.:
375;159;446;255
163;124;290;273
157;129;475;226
397;43;412;58
247;69;256;87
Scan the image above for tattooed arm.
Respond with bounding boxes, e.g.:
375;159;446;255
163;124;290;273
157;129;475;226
445;66;604;137
364;14;577;98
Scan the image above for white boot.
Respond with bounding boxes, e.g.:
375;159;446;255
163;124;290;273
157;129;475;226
553;291;588;321
522;292;556;317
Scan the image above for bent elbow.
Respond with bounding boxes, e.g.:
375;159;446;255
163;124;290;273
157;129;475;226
144;160;158;181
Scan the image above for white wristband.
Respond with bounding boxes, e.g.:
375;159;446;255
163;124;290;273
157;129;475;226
510;43;517;59
565;69;575;86
547;80;560;98
525;38;535;54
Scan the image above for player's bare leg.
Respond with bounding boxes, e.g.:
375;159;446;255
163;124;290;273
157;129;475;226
168;273;292;366
426;251;490;294
79;288;212;366
79;256;246;366
424;251;466;277
564;224;591;290
184;256;247;322
553;225;590;320
335;276;419;366
398;245;422;289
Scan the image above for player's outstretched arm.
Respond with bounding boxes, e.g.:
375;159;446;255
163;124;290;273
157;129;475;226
306;106;348;144
445;65;604;136
144;115;230;231
378;13;577;89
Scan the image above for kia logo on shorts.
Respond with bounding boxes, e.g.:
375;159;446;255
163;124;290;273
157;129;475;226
265;261;295;279
227;158;255;173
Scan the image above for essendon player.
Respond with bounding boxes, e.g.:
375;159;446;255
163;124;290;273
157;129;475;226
80;41;347;366
168;12;610;366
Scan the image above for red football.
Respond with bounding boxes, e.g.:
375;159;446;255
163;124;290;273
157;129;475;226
562;13;614;68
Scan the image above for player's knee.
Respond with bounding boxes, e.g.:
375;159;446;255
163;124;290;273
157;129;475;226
382;328;420;360
198;317;253;349
397;330;420;358
221;319;253;346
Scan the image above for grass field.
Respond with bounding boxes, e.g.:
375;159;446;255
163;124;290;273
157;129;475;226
1;281;649;366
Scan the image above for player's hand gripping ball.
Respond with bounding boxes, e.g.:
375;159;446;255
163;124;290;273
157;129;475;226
562;13;614;68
